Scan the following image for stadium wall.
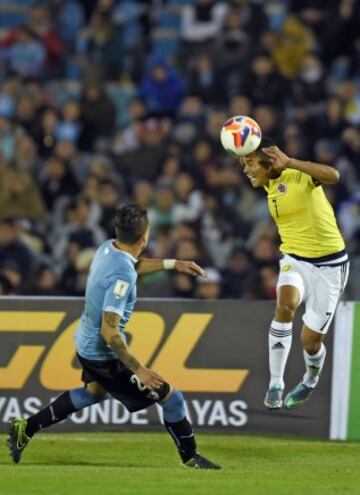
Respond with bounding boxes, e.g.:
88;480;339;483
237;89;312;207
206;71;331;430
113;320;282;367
0;297;352;439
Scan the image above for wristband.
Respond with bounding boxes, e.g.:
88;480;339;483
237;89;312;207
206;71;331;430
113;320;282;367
163;259;176;270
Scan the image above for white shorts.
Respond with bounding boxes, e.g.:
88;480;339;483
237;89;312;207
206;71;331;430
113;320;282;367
277;254;350;334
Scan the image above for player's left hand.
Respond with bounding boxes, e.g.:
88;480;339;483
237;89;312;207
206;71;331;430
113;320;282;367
262;146;291;174
175;260;207;278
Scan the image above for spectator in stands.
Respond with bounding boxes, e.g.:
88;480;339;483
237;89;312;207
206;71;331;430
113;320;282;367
80;81;116;141
13;134;38;174
0;274;13;295
40;155;80;211
117;118;168;183
23;263;60;296
33;109;59;158
148;186;176;231
221;248;253;298
0;261;23;295
187;54;220;104
243;53;286;107
268;15;314;79
97;179;121;236
132;180;154;209
172;273;195;298
4;26;46;78
139;56;185;116
15;95;37;136
0;218;34;282
195;267;222;299
173;173;203;224
78;10;124;80
213;6;250;100
28;3;64;69
52;197;106;262
0;153;46;222
181;0;228;47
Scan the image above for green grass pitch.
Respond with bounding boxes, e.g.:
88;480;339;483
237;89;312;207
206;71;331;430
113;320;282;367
0;432;359;495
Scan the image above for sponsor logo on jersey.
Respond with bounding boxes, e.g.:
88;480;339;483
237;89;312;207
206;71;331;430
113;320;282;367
277;183;287;194
281;264;292;272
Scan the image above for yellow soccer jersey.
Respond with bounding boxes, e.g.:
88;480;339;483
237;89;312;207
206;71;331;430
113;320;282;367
264;168;345;258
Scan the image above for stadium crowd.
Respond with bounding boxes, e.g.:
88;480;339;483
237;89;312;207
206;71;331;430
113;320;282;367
0;0;359;299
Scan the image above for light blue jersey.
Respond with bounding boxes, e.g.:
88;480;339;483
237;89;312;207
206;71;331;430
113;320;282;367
74;240;137;360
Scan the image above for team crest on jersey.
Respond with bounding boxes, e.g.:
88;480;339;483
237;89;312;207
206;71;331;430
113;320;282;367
277;183;287;194
281;264;292;272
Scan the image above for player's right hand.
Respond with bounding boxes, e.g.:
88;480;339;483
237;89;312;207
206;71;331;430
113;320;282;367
137;367;164;390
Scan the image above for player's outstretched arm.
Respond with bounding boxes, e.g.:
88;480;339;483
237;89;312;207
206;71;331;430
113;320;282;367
136;259;207;277
262;146;340;185
101;311;164;389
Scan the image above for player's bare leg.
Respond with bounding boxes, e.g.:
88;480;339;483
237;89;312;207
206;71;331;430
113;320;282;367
265;285;301;409
285;325;326;410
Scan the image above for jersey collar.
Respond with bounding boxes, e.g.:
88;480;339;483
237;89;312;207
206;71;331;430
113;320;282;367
110;240;138;264
265;170;285;191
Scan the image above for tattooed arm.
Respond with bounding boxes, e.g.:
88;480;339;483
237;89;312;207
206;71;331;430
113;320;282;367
101;311;164;389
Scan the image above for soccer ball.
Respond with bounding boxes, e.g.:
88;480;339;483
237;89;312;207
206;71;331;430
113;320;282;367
220;115;262;157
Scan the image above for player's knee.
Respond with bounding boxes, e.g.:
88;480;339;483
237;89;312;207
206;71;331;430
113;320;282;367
301;334;322;354
161;388;186;423
69;387;108;409
275;301;297;322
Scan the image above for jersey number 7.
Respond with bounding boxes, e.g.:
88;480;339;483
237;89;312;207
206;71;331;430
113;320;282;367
272;199;279;218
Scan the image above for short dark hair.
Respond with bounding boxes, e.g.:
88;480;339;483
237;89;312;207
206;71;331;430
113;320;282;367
114;205;149;244
248;136;277;169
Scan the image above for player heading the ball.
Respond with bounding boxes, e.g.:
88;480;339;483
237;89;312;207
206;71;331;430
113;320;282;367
239;136;349;411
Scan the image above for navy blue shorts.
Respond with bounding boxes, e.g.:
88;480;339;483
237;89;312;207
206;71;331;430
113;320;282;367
77;353;168;412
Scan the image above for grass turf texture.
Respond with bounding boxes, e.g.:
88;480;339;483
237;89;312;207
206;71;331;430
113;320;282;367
0;432;359;495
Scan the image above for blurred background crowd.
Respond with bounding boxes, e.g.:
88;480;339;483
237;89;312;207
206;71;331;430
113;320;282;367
0;0;359;299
